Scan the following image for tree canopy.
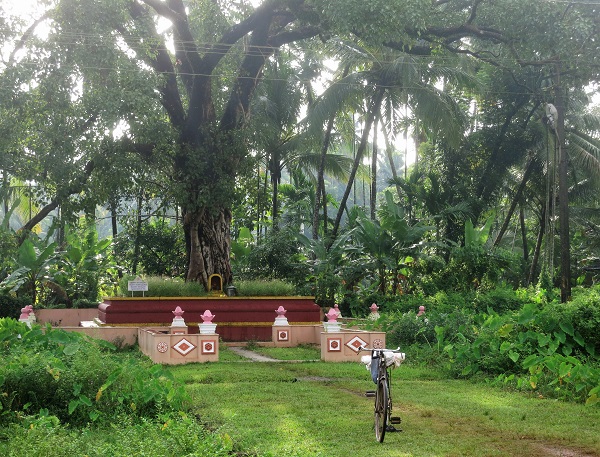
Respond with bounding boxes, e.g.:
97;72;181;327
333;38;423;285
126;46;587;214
1;0;599;294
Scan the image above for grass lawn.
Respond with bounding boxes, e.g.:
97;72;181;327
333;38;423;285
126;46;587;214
171;347;600;457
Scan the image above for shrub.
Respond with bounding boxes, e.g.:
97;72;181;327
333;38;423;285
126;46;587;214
472;286;527;313
0;319;189;427
381;308;476;349
0;414;233;457
536;286;600;355
117;276;206;297
0;294;32;319
235;279;295;296
237;228;307;282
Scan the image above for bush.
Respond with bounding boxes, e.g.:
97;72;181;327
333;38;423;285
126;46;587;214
117;276;206;297
235;279;296;296
472;286;526;313
381;308;476;349
0;320;188;427
0;294;32;319
237;228;308;283
536;286;600;355
0;414;233;457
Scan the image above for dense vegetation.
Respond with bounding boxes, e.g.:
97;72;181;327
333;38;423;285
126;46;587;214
0;1;598;455
0;318;234;456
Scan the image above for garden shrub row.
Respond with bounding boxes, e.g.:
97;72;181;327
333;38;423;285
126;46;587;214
379;286;600;405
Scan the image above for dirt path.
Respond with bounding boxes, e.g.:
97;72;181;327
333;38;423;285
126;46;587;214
227;346;283;362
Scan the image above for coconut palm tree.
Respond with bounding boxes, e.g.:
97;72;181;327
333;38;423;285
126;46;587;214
305;39;471;241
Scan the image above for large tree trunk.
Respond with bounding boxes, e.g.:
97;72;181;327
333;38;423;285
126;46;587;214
184;207;233;289
554;74;571;302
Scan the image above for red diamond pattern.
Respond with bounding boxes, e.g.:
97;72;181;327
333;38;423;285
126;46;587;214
346;336;368;353
173;338;196;356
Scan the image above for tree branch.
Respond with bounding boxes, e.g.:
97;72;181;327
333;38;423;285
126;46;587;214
8;10;53;66
17;160;96;245
123;2;186;129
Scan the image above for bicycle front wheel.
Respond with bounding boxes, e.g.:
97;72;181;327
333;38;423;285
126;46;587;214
375;378;389;442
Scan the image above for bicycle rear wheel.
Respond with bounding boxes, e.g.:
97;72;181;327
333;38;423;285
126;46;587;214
375;378;389;442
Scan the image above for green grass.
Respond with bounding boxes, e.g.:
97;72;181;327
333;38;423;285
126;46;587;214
2;345;598;457
170;360;600;457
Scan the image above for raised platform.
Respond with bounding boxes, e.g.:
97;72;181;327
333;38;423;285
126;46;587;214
97;296;322;341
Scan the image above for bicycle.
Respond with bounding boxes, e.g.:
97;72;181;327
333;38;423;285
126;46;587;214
359;346;405;443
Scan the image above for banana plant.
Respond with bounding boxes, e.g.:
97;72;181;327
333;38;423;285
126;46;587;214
0;238;58;304
53;225;113;305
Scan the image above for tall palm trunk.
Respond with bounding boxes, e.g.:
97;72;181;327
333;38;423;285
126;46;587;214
528;205;546;285
383;126;403;201
313;66;350;240
493;156;535;247
312;114;336;240
370;114;379;220
332;87;385;240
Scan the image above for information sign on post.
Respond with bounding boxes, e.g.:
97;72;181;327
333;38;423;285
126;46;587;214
128;276;148;296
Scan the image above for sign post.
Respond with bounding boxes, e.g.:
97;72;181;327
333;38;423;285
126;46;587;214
128;276;149;297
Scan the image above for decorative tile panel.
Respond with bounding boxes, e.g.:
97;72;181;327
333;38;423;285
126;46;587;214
156;341;168;353
346;335;368;353
201;340;216;354
277;330;289;341
327;338;342;352
173;338;196;356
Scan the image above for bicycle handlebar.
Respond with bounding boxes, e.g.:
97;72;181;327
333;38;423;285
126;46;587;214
358;346;402;353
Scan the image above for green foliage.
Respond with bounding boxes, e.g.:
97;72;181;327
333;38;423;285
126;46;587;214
472;286;528;313
298;230;358;307
51;224;115;306
0;238;58;304
0;222;16;281
116;276;206;297
536;288;600;355
234;279;296;297
439;301;600;404
0;293;31;319
114;218;187;278
0;318;189;427
237;228;307;283
378;286;600;404
418;245;523;293
0;414;233;457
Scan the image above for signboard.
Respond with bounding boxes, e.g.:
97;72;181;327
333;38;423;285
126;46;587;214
128;276;148;295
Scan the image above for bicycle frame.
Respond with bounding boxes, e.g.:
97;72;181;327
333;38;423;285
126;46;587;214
360;346;404;443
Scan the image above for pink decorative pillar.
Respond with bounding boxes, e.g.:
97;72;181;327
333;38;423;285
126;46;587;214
273;306;289;326
170;306;188;335
273;305;292;345
199;310;217;334
324;308;341;333
333;303;342;318
19;305;35;328
368;303;380;320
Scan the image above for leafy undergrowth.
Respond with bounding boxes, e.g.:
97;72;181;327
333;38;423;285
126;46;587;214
0;414;233;457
